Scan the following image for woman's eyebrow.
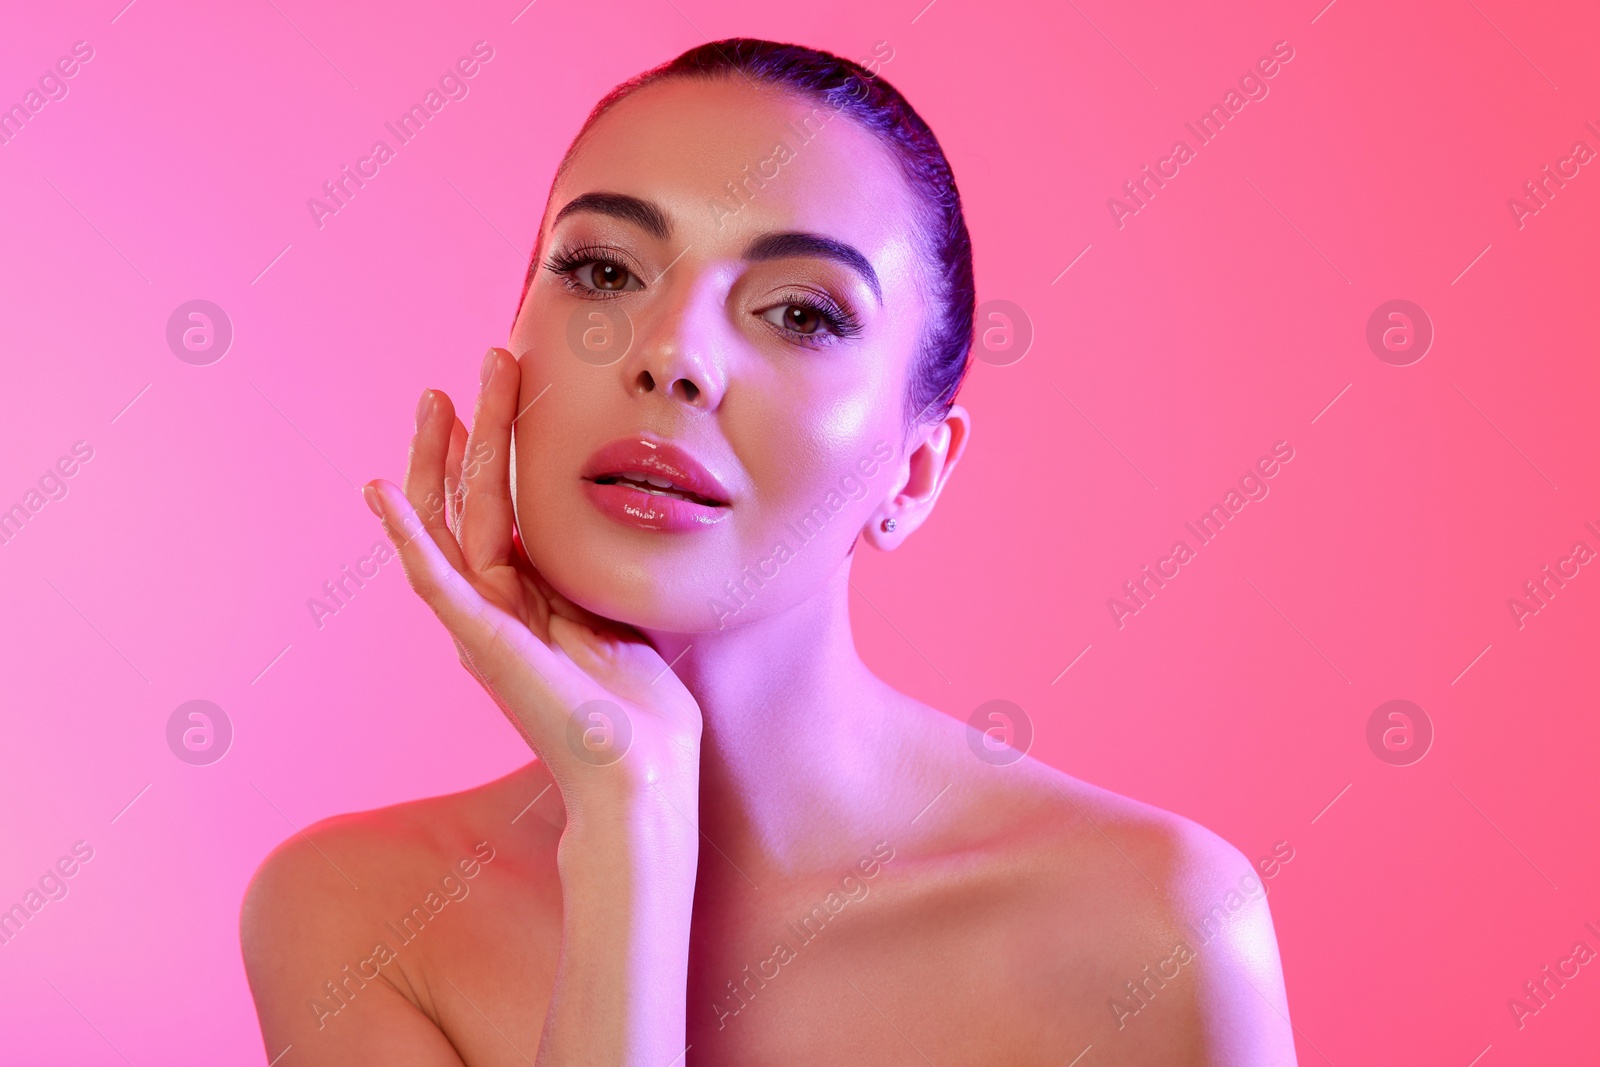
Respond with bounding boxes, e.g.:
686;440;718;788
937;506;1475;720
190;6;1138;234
743;232;882;305
551;192;671;240
550;195;882;305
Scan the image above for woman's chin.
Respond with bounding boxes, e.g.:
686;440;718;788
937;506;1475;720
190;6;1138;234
531;552;729;636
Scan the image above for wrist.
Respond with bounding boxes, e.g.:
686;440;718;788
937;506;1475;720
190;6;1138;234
559;753;699;824
557;792;700;873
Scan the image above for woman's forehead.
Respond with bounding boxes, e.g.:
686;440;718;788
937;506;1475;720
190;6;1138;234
552;77;922;271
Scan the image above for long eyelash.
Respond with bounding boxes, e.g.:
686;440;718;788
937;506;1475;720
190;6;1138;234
772;290;863;343
542;245;639;295
544;250;860;343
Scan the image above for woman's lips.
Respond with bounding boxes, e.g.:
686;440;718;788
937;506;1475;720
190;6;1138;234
580;437;731;532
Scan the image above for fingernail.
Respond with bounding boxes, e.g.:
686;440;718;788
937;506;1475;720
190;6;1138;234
362;484;383;518
415;389;434;432
480;347;498;386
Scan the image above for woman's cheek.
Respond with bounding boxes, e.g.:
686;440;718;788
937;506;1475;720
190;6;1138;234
811;384;879;452
754;375;899;513
752;434;890;545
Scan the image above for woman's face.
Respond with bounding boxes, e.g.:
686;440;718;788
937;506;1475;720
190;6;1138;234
509;76;937;633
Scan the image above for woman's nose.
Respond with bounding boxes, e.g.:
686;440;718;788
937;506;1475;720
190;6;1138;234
622;282;728;411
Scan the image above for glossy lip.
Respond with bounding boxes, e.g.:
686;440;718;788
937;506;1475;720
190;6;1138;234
580;436;732;532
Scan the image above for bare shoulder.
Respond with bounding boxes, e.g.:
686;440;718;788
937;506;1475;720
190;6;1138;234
240;759;557;942
1011;757;1256;904
1024;763;1297;1063
905;697;1262;899
239;761;562;1064
902;703;1298;1064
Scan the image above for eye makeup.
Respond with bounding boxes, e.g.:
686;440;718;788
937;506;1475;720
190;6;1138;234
543;241;866;347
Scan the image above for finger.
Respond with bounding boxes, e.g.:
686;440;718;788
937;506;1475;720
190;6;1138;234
444;416;468;533
366;477;609;763
507;525;554;643
364;478;582;712
532;563;635;642
546;613;698;720
458;347;519;571
402;389;465;569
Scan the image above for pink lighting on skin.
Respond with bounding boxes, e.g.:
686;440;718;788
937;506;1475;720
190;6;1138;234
0;3;1594;1065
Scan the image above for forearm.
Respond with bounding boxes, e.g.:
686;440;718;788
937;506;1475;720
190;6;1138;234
537;800;699;1065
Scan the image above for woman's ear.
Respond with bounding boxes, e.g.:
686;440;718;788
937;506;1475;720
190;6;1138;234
864;404;971;551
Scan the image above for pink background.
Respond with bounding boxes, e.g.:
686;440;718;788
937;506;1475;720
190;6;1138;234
2;0;1597;1062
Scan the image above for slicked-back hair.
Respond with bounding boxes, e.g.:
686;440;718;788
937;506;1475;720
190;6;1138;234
523;38;976;432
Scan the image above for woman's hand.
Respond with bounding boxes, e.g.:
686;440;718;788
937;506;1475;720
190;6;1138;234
364;347;702;1063
362;346;703;826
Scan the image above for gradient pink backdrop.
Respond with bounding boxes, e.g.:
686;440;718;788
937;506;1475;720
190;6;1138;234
2;0;1597;1063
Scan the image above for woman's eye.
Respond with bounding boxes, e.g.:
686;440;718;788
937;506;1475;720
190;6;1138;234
575;261;640;292
761;303;829;336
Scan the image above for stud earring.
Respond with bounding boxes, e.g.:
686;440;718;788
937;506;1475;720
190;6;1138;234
881;518;897;533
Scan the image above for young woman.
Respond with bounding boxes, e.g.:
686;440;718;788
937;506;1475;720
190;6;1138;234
241;39;1297;1065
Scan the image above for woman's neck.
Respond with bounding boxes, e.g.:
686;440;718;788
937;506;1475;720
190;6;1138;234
638;561;912;878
